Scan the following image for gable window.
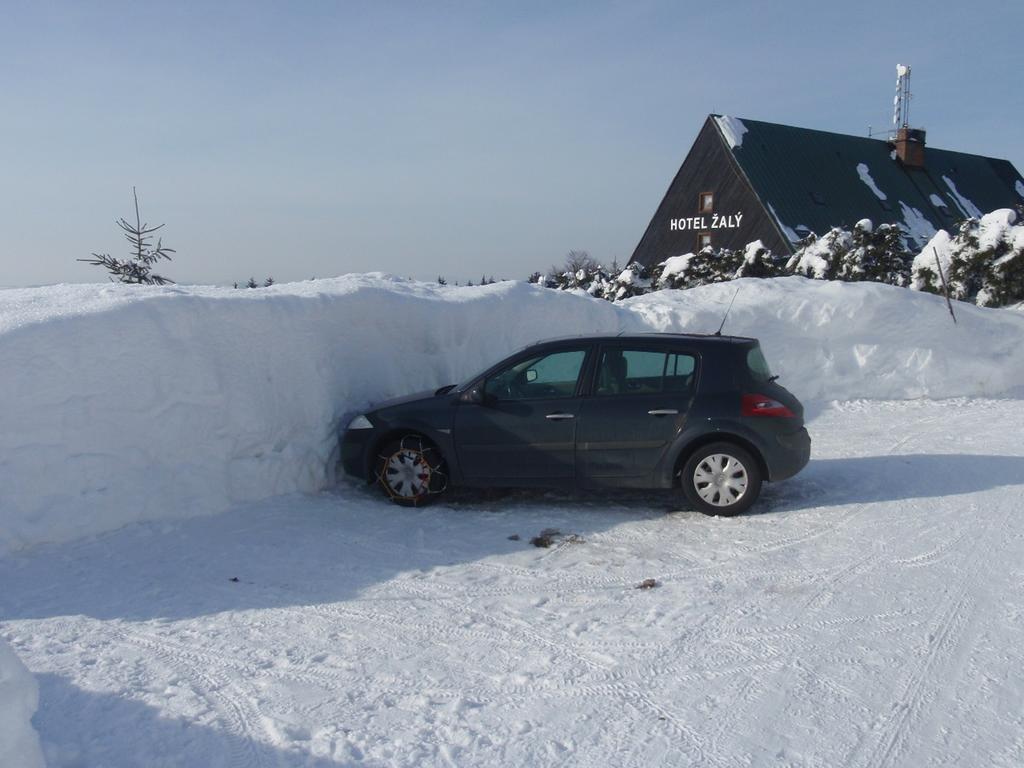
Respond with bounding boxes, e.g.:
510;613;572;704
697;232;712;250
698;192;714;213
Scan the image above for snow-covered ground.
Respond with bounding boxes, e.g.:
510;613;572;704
3;275;1024;766
0;638;44;768
3;398;1024;767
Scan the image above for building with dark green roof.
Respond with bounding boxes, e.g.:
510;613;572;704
629;115;1024;268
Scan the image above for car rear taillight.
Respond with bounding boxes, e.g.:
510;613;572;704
741;393;796;418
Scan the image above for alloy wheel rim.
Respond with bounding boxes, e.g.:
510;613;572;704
693;453;749;507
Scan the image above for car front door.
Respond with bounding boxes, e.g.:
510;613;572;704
576;346;698;482
453;347;591;484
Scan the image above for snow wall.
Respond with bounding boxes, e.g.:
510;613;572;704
0;639;45;768
2;274;1023;553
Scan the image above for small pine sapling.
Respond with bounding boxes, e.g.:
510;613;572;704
79;187;175;284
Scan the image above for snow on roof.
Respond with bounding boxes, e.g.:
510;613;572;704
715;115;748;149
766;202;802;243
943;175;983;219
929;193;947;208
856;163;888;201
1016;179;1024;199
899;201;938;246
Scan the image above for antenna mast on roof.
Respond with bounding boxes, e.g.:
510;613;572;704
893;64;911;129
714;285;741;336
869;64;913;138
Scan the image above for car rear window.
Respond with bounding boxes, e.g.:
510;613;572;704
746;345;773;383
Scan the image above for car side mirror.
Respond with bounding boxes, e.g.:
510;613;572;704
460;385;485;405
525;369;538;383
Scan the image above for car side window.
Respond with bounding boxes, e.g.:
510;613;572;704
596;349;697;396
665;352;696;392
485;349;587;401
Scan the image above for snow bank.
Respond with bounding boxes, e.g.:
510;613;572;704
0;276;622;552
2;274;1024;552
623;277;1024;402
0;639;45;768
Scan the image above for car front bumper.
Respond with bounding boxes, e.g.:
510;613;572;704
340;428;374;482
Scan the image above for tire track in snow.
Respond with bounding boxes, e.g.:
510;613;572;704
386;568;732;765
856;593;974;768
114;629;274;768
891;528;970;569
694;546;891;762
845;504;1010;768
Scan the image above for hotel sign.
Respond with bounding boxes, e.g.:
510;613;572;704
669;212;744;231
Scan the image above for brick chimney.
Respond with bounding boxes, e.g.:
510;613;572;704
894;127;926;168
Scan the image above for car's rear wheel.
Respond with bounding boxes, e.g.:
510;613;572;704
682;442;762;517
375;435;448;507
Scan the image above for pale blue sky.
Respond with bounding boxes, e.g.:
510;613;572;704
2;0;1021;286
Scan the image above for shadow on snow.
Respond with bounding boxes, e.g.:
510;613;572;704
761;452;1024;511
32;673;344;768
3;453;1022;623
0;483;675;623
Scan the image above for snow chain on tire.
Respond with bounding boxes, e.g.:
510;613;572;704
375;435;448;505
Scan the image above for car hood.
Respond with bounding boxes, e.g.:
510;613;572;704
370;388;448;413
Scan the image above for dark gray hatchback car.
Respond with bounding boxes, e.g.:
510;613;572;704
341;334;810;516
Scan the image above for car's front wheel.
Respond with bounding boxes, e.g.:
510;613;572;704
682;442;762;516
374;435;448;507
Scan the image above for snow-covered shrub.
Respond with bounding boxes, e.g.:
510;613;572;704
530;207;1022;307
838;220;913;286
654;246;741;289
651;242;784;291
609;263;653;301
991;237;1024;307
786;227;852;280
734;240;788;279
913;208;1024;307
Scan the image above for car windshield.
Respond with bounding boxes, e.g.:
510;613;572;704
457;342;549;391
746;345;773;383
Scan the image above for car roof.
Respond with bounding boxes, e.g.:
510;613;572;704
532;332;757;346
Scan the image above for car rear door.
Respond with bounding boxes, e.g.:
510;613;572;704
453;346;592;484
576;344;698;482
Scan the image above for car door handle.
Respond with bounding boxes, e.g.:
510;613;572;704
545;413;575;420
647;409;679;416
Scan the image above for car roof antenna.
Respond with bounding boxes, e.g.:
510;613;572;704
714;285;741;336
